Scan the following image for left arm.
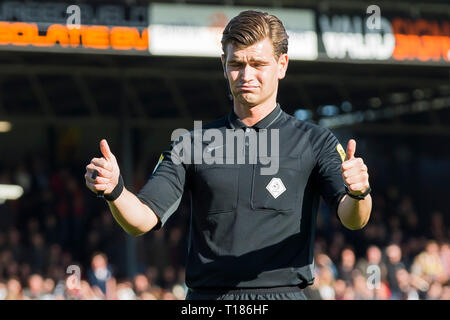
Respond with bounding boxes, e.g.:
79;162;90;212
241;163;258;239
338;193;372;230
337;139;372;230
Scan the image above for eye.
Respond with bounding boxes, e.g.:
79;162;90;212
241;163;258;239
253;62;268;68
228;62;242;67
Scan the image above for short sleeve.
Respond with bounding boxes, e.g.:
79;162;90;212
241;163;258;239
136;141;187;230
314;128;347;218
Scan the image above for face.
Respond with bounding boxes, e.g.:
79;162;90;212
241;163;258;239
367;246;381;263
222;37;288;107
342;249;355;266
92;255;107;269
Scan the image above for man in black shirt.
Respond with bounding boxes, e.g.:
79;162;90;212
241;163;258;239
84;10;372;300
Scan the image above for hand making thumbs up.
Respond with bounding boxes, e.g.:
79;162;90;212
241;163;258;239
85;139;120;195
341;139;370;196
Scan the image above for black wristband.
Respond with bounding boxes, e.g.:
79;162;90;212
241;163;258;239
344;184;371;200
103;175;124;201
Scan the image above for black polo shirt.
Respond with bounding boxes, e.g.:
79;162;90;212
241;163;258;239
137;103;347;289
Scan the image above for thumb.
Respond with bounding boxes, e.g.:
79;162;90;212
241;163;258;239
100;139;113;160
346;139;356;160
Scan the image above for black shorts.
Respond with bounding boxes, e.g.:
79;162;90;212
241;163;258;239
185;286;307;300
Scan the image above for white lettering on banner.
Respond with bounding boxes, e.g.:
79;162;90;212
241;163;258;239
149;24;223;56
319;14;395;60
286;31;318;60
148;3;318;60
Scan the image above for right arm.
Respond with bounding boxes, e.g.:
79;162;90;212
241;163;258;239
85;139;159;236
106;188;159;236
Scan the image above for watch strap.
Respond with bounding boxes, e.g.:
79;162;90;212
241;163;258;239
345;184;371;200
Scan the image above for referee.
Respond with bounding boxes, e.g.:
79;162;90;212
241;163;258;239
84;10;372;300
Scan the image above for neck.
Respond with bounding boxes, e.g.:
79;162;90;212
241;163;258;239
233;98;277;127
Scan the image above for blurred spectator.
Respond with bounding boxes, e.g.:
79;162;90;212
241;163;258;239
441;285;450;300
87;252;115;299
426;281;443;300
0;281;7;299
333;279;347;300
327;232;346;263
338;247;356;284
140;290;158;300
161;290;177;300
65;273;82;300
356;245;388;283
133;273;150;298
352;270;373;300
28;233;48;274
385;243;406;299
411;240;447;284
172;284;187;300
395;268;420;300
116;281;136;300
160;266;177;290
7;228;24;263
374;281;391;300
23;274;44;299
145;266;160;289
0;156;448;300
342;285;356;300
317;266;335;300
439;242;450;279
41;277;56;300
19;263;31;286
79;280;100;300
177;267;188;294
6;278;23;300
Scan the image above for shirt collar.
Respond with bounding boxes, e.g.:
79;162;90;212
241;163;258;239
228;103;283;130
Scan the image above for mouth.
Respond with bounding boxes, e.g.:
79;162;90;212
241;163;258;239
237;85;258;92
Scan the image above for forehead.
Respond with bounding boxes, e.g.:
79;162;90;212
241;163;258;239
225;37;275;61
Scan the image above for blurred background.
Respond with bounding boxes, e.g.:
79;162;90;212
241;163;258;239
0;0;449;300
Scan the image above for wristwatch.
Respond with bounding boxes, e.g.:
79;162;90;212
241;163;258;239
344;184;372;200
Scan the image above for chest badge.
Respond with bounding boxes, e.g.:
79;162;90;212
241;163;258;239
266;178;286;199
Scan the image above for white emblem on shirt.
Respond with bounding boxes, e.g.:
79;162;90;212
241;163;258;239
266;178;286;199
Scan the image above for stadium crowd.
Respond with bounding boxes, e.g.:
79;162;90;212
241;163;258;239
0;154;449;300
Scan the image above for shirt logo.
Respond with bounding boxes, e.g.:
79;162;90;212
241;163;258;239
266;178;286;199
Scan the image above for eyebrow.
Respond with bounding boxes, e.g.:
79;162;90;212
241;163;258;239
227;57;270;63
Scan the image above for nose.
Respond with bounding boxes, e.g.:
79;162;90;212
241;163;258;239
240;64;254;82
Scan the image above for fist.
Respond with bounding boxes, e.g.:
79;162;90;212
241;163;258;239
85;139;120;195
341;139;370;196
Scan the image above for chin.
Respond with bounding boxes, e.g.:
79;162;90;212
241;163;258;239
235;94;260;106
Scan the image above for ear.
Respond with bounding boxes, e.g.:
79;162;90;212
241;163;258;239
221;54;227;79
277;53;289;80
